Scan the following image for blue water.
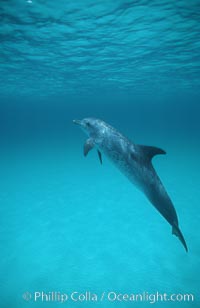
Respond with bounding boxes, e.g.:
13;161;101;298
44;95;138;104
0;1;200;307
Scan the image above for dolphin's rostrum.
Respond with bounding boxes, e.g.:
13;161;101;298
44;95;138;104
73;118;188;252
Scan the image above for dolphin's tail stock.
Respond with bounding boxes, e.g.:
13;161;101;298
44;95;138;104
172;224;188;252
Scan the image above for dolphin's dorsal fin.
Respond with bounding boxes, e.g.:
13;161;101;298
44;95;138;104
84;138;94;156
138;145;166;162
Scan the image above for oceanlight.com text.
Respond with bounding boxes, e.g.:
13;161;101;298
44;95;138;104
22;291;195;304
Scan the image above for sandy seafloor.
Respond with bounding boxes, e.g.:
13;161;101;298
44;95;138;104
0;101;200;308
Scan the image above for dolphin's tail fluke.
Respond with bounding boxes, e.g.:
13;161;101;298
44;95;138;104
172;225;188;252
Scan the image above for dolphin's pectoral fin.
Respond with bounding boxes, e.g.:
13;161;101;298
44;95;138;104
172;225;188;252
138;145;166;162
84;138;94;156
97;150;102;164
83;140;102;164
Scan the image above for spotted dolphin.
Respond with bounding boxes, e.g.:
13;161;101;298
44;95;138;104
73;118;188;252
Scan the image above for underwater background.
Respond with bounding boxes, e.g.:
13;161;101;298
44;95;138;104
0;0;200;307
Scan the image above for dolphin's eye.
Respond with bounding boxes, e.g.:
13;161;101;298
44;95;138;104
86;121;91;127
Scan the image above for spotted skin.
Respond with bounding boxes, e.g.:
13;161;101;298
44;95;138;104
73;118;188;252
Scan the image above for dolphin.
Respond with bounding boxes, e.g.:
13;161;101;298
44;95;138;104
73;117;188;252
